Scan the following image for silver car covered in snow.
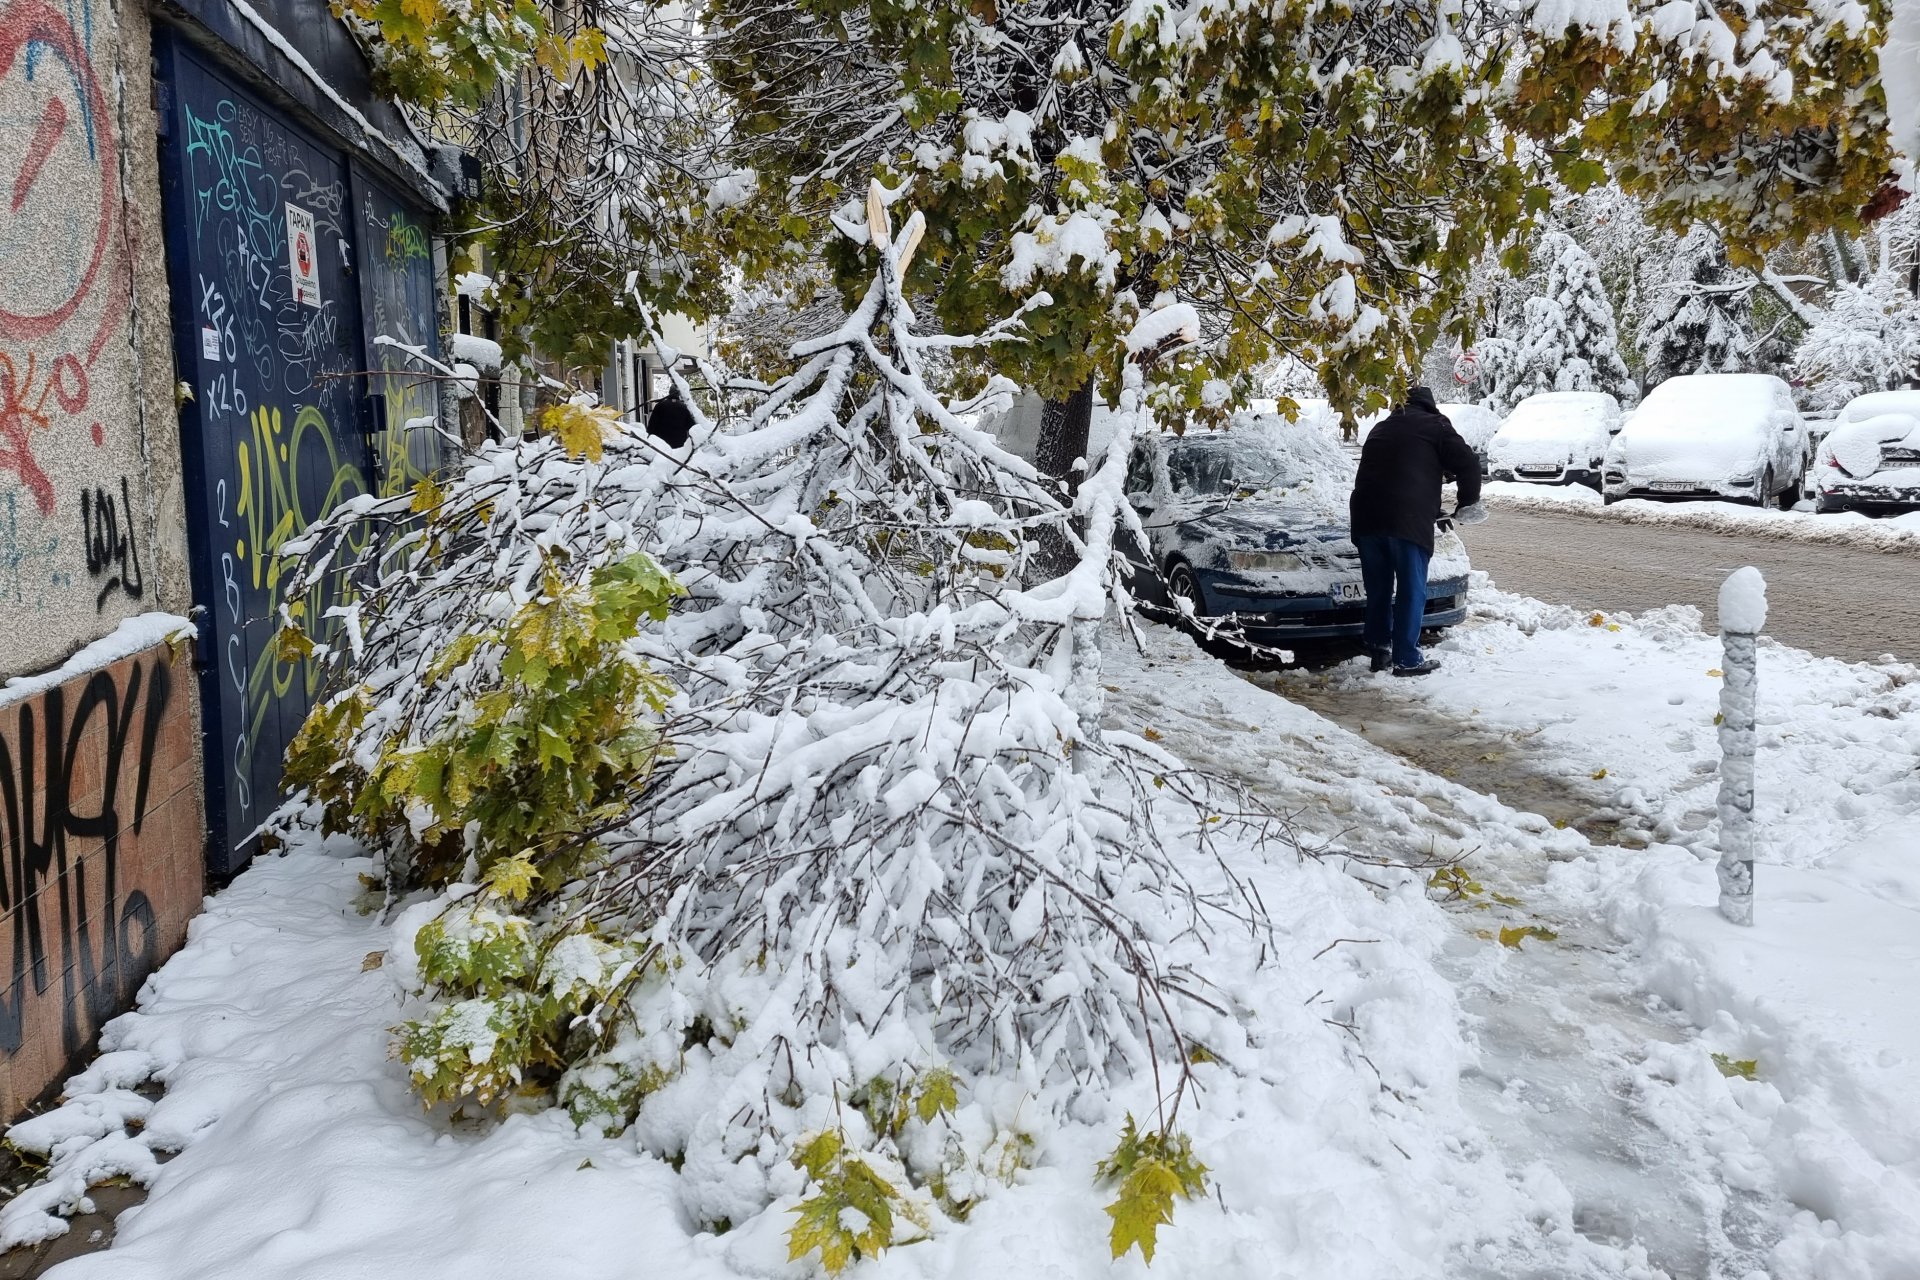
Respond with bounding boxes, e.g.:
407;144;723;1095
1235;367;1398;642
1602;373;1810;507
1487;391;1622;489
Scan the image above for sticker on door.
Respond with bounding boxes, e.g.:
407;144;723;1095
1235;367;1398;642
286;202;321;307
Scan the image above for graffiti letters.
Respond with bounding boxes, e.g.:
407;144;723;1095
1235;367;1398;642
80;475;143;608
0;655;169;1061
229;403;367;798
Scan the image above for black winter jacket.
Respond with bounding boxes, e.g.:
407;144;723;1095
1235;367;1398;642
647;391;694;449
1348;388;1483;554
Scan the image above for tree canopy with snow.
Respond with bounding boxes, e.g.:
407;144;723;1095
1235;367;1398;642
701;0;1896;475
1637;226;1756;387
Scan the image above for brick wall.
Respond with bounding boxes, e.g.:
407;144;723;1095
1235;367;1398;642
0;640;204;1118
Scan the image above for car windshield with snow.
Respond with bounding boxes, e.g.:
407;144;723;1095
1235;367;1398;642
1487;391;1622;489
1810;390;1920;514
1119;411;1472;648
1602;373;1810;506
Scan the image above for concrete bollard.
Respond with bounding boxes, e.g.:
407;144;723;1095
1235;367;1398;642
1716;566;1767;926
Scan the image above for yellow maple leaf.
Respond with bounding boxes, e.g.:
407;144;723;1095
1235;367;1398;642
543;402;620;461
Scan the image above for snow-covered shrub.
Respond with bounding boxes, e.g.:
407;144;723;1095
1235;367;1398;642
277;208;1280;1269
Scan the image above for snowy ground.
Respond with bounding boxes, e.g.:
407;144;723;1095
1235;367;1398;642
6;596;1919;1278
1483;482;1920;551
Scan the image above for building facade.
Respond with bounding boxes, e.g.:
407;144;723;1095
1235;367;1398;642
2;0;450;1117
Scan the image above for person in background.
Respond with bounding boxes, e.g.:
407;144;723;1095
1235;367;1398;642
1348;386;1487;676
646;383;694;449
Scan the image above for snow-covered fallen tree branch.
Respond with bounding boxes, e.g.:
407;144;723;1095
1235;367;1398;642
263;205;1315;1268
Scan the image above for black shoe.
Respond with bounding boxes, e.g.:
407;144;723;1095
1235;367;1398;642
1367;647;1391;673
1392;659;1441;677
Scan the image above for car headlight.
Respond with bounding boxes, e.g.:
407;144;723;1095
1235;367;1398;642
1227;549;1306;572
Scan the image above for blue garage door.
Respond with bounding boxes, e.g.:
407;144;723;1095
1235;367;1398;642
155;35;440;874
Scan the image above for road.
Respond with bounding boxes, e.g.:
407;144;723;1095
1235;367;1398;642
1462;505;1920;664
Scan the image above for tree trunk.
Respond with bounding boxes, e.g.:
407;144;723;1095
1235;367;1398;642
1032;378;1097;578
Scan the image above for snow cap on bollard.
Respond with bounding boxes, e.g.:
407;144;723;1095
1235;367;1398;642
1718;565;1768;635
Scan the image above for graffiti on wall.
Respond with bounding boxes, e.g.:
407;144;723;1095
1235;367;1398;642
0;0;140;624
79;475;143;608
0;654;170;1060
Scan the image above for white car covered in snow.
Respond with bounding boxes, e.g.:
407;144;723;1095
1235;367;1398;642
1811;390;1920;514
1602;374;1810;507
1346;399;1496;473
1486;391;1623;490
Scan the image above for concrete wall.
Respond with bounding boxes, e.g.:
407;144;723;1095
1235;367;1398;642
1;0;192;682
0;638;204;1116
3;0;207;1119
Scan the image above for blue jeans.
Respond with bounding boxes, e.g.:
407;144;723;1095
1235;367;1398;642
1353;534;1430;669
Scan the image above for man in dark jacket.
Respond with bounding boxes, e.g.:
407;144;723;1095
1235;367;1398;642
646;385;695;449
1349;386;1486;676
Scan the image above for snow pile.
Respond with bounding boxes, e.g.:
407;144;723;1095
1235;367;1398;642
447;331;503;372
1256;585;1920;1275
1484;484;1920;548
1;613;193;707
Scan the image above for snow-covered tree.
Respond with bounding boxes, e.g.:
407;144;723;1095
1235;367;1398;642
1637;227;1755;388
701;0;1897;480
1792;279;1920;411
278;207;1288;1268
1485;232;1635;413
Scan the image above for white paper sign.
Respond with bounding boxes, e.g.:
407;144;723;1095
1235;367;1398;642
286;203;321;308
201;326;222;361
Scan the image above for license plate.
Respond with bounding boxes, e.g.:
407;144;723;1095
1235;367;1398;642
1518;465;1558;475
1649;480;1695;492
1332;582;1365;603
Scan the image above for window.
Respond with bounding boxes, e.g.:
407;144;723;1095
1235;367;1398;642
1125;446;1155;496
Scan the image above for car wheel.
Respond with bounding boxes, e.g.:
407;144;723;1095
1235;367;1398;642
1165;560;1206;619
1603;493;1621;506
1757;467;1777;509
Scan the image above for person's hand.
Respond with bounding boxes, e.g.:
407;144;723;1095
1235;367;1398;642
1435;515;1455;533
1453;501;1490;526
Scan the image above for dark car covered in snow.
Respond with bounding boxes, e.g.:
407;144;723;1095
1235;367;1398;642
1118;412;1473;647
1811;390;1920;514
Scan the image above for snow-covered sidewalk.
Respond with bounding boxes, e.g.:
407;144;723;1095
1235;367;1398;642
1251;581;1920;1277
7;607;1918;1278
1483;481;1920;551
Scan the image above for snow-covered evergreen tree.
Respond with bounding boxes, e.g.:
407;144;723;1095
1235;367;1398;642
1637;226;1754;388
1484;233;1634;413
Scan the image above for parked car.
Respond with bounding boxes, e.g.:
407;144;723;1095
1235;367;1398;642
1350;399;1496;472
1437;401;1501;474
1602;374;1810;507
1486;391;1623;489
1117;410;1472;650
1810;390;1920;514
